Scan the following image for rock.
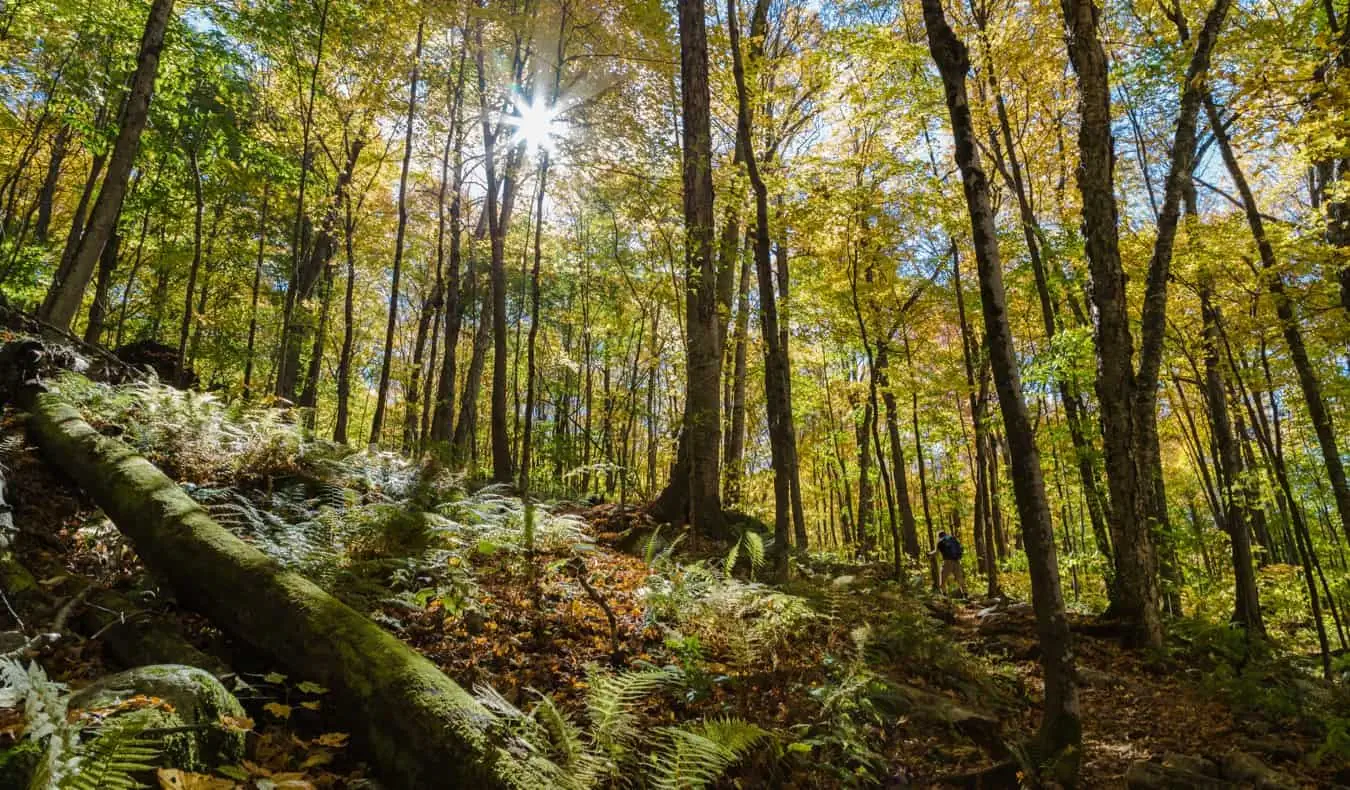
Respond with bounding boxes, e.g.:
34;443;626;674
1161;752;1218;776
1125;758;1229;789
1233;736;1302;763
0;740;42;788
886;683;1001;750
69;664;246;771
0;630;27;653
1075;666;1121;688
1220;749;1297;789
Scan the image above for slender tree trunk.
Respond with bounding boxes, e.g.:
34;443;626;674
923;0;1081;771
371;18;424;447
723;238;752;506
728;0;797;573
1199;277;1264;635
40;0;175;330
243;184;269;399
1206;95;1350;548
275;0;330;401
175;150;206;383
333;197;360;444
431;45;469;444
83;225;119;346
34;123;68;244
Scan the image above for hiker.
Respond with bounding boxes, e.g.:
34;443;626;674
932;531;967;597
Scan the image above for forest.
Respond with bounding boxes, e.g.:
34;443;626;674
0;0;1348;785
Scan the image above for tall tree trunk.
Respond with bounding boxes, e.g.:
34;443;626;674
722;236;752;506
879;339;921;562
905;332;940;589
1199;277;1264;636
274;0;330;401
243;184;269;399
431;44;469;444
371;18;425;447
83;225;119;346
40;0;175;330
1058;0;1231;647
34;123;68;244
728;0;797;575
923;0;1081;772
652;0;724;533
333;199;359;443
1205;95;1350;548
176;150;206;384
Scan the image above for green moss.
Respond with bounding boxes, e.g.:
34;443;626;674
26;395;546;788
69;665;246;769
0;740;42;788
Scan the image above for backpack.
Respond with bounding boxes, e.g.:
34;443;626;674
940;536;963;561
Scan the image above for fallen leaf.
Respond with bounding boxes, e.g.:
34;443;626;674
262;702;292;720
156;768;236;789
220;715;254;732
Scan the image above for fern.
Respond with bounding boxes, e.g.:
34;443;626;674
1;659;161;790
723;530;765;578
60;712;160;790
471;667;764;790
650;718;768;790
585;666;683;760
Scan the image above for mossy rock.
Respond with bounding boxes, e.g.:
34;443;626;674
69;664;247;771
0;740;42;787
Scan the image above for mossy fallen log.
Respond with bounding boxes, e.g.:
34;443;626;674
24;393;535;789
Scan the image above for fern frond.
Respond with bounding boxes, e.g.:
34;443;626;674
61;711;160;790
586;667;683;758
649;717;767;790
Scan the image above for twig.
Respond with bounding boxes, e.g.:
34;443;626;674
568;557;620;662
0;583;92;659
0;588;23;631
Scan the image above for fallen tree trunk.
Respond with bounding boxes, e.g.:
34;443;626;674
23;392;534;789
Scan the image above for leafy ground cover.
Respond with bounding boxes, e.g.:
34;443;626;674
0;380;1347;787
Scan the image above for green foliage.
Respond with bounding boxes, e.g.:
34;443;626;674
473;666;768;790
59;713;161;790
641;562;819;670
0;659;161;790
649;717;768;790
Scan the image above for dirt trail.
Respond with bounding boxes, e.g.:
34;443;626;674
946;600;1328;787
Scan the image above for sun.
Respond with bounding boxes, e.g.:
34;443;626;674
506;95;564;157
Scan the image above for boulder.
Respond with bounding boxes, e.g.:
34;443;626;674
1219;749;1296;789
69;664;246;771
1161;752;1218;776
1124;758;1228;789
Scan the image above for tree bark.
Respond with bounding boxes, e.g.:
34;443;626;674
728;0;798;574
430;44;469;444
40;0;175;330
1199;278;1264;636
34;123;68;244
923;0;1081;772
1205;95;1350;549
243;184;269;399
652;0;724;534
371;18;425;447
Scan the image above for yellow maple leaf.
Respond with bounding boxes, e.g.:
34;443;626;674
262;702;292;720
156;767;237;790
316;732;349;748
219;715;254;732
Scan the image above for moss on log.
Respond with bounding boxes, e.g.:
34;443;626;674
25;394;535;789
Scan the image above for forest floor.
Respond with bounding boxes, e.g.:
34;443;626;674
0;403;1345;788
